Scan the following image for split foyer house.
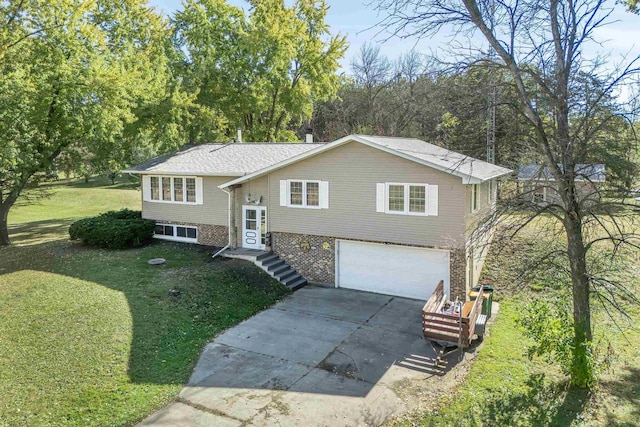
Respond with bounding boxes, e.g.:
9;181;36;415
125;135;512;301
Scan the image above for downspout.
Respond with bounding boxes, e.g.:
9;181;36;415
212;186;232;259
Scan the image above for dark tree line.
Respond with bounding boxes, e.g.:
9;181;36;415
312;44;539;171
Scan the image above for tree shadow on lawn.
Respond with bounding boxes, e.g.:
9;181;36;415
8;219;76;247
67;180;139;190
474;373;589;426
601;366;640;425
30;175;139;191
0;238;289;388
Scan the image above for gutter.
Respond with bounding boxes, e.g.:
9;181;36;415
212;186;232;259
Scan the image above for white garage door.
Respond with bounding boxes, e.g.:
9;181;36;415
336;240;450;300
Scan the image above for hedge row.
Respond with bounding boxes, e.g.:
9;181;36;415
69;209;155;249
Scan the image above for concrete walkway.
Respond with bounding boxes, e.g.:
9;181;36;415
140;286;453;427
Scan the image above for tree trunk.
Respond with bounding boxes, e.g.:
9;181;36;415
0;202;11;246
565;212;594;387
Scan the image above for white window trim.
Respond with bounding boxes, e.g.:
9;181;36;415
384;182;429;216
471;184;480;212
147;175;201;205
153;223;198;243
286;179;323;209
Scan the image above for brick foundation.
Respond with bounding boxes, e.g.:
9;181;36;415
198;224;229;247
449;248;467;300
271;232;468;299
271;232;335;284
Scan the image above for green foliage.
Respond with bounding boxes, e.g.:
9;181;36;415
518;297;574;366
621;0;640;13
570;339;597;389
518;297;598;388
69;210;155;249
173;0;347;141
0;0;178;244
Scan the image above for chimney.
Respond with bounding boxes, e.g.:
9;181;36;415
305;133;313;144
237;129;242;143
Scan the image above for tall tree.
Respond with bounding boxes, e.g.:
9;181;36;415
376;0;640;387
173;0;347;142
313;56;528;166
0;0;172;245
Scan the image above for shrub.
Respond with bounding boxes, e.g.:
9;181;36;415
69;209;155;249
517;295;600;388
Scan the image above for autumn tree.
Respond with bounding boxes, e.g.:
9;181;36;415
376;0;640;387
0;0;173;245
173;0;347;142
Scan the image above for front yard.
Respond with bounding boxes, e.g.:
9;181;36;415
2;178;638;426
0;178;289;426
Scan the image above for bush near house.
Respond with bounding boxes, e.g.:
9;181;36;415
69;209;155;249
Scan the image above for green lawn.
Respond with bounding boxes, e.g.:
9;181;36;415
8;176;142;246
0;177;289;426
394;218;640;426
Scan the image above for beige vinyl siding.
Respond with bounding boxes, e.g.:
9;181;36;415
465;180;497;288
465;181;493;232
253;141;466;248
142;176;234;226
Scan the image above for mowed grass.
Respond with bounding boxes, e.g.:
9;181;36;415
0;178;289;426
8;176;142;246
394;216;640;427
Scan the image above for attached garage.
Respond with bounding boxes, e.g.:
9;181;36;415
336;240;450;300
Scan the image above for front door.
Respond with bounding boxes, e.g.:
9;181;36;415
242;206;267;250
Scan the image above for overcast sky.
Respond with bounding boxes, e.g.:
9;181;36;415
148;0;640;75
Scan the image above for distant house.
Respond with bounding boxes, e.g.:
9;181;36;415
125;135;512;300
517;163;605;205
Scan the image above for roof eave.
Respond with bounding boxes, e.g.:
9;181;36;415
478;169;514;182
122;170;243;177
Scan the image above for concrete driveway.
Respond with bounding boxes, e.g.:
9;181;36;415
140;286;449;427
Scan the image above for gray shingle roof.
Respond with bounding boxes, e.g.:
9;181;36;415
354;135;513;181
123;143;322;176
221;134;513;188
518;164;606;182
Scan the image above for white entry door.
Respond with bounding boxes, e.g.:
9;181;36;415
336;240;450;300
242;206;267;250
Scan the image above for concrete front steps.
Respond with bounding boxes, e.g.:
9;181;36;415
221;249;308;291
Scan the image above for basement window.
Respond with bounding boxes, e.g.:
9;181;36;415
154;224;197;243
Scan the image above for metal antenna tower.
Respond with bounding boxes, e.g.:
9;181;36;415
486;0;496;164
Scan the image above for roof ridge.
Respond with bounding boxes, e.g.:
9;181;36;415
356;134;422;141
226;142;326;145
